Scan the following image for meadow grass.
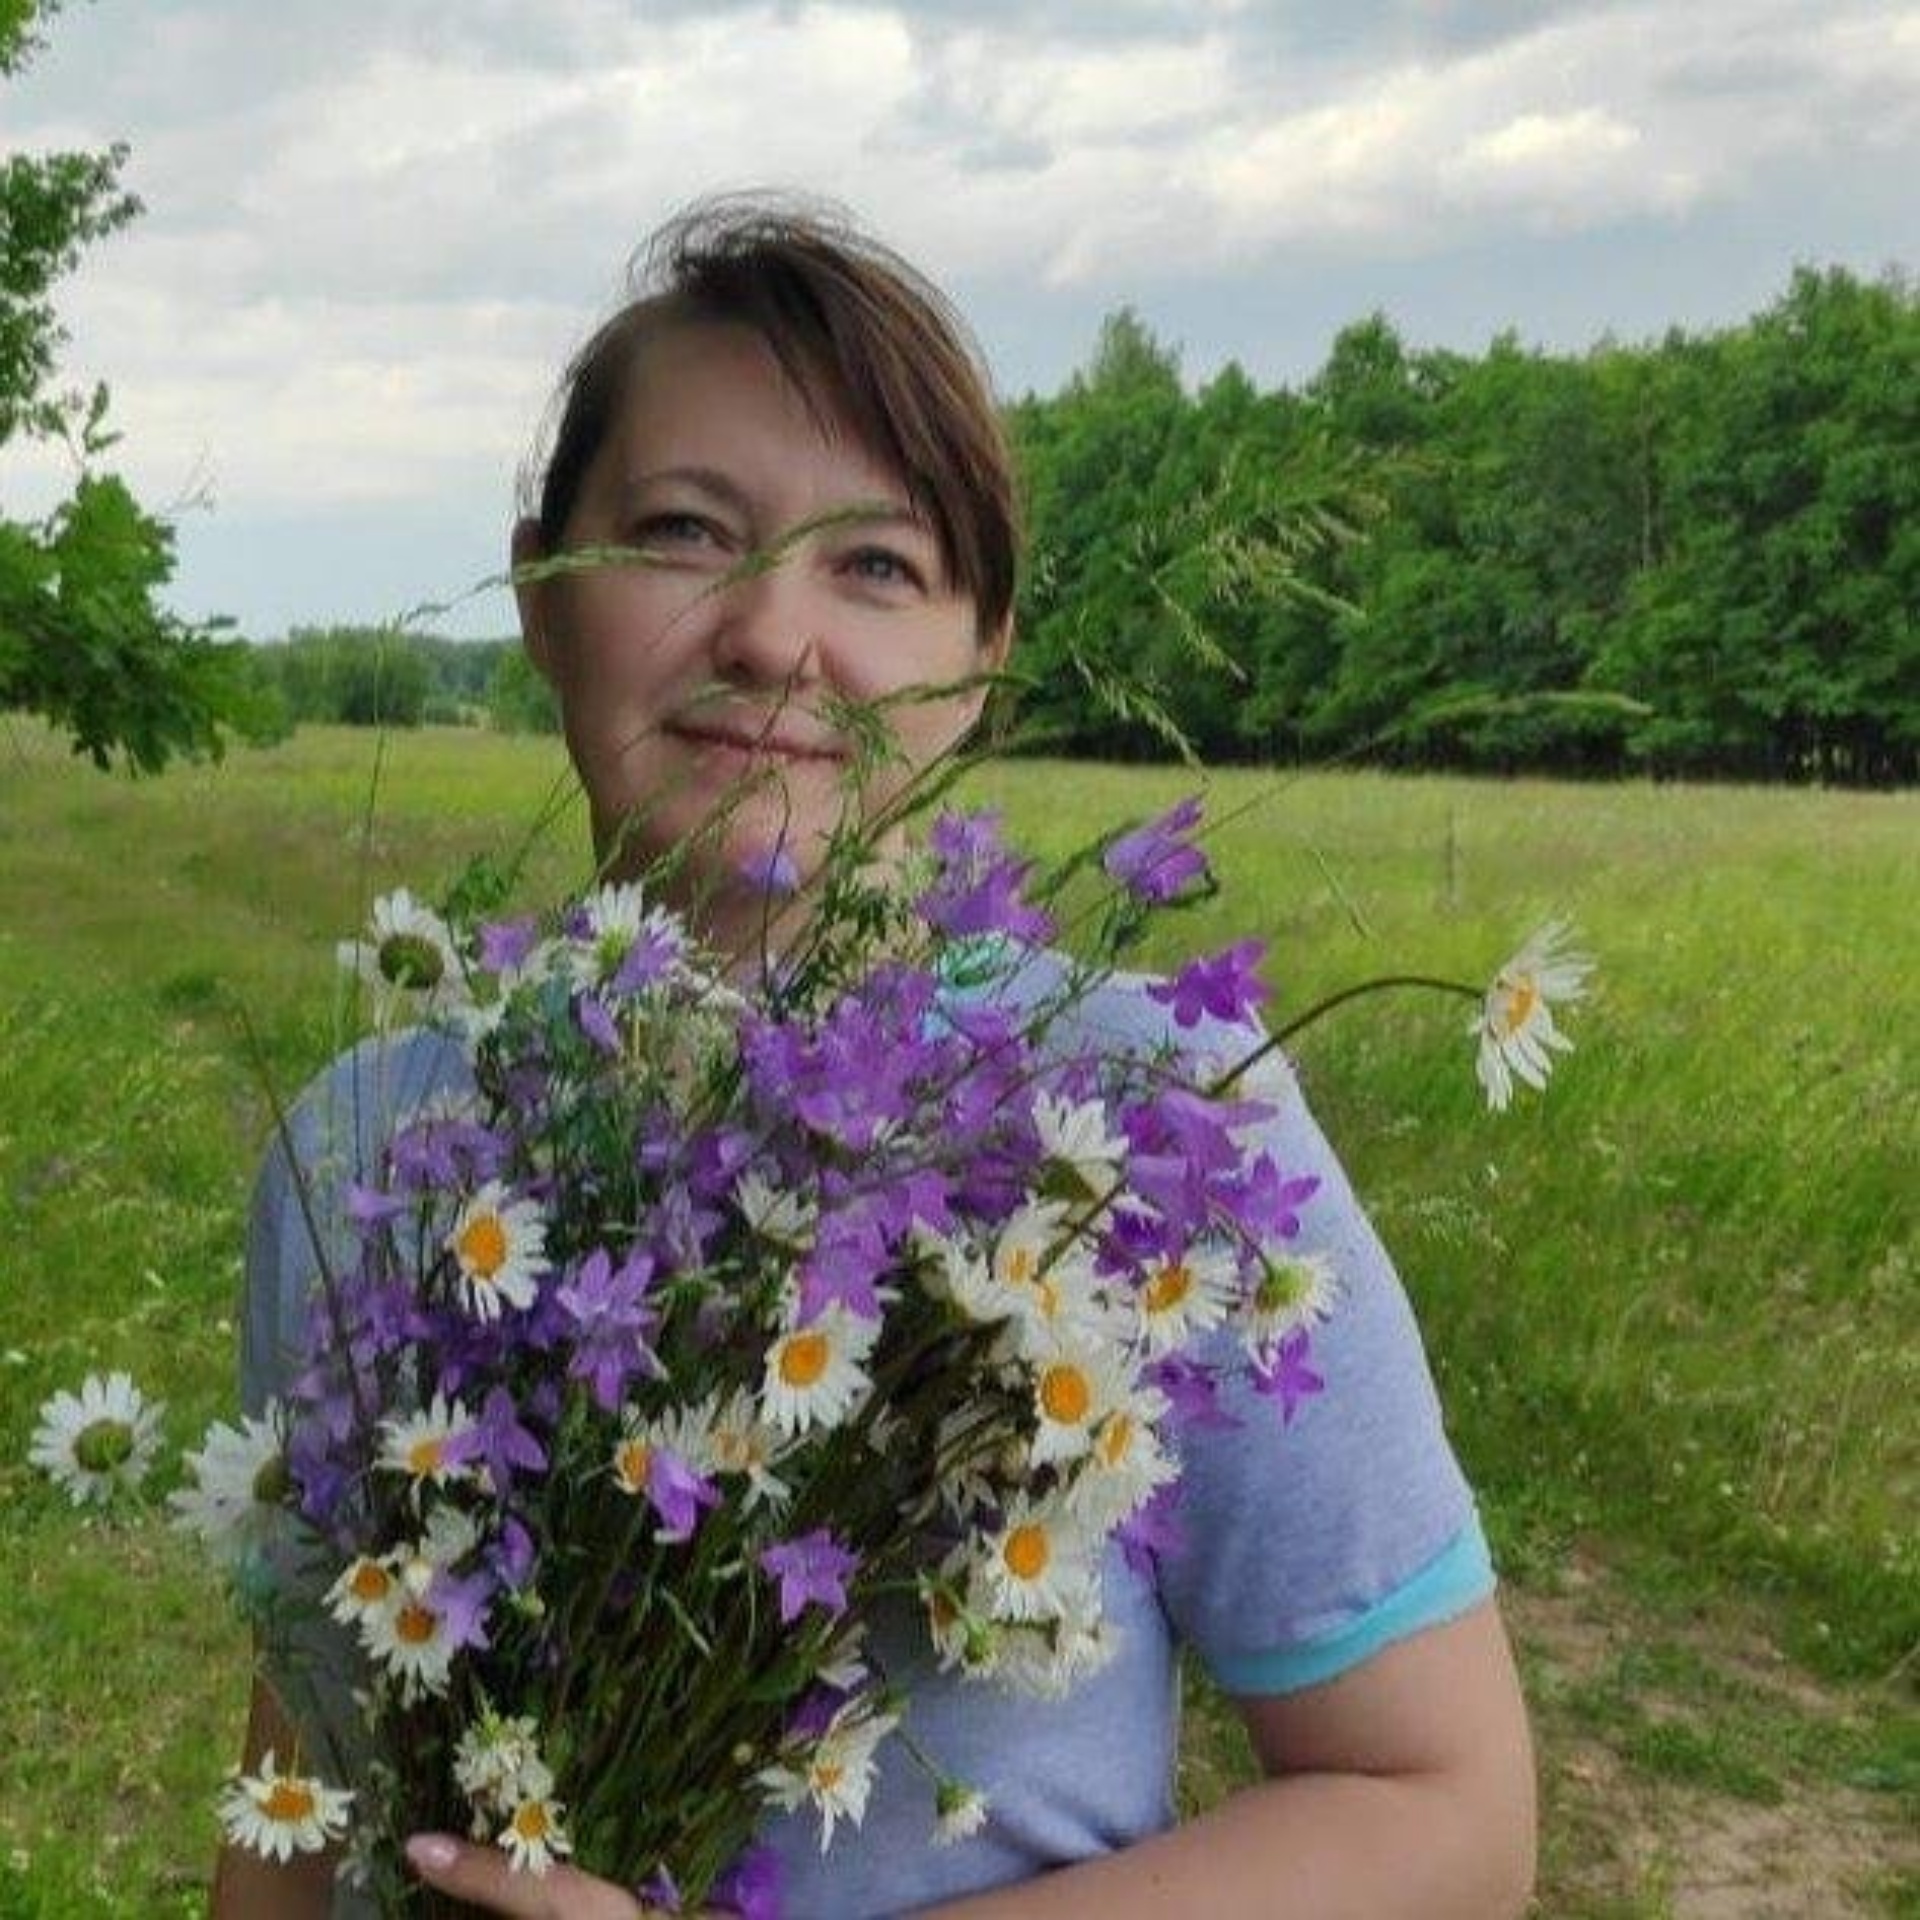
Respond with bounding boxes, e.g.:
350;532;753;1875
0;721;1913;1913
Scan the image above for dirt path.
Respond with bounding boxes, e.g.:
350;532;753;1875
1510;1559;1917;1918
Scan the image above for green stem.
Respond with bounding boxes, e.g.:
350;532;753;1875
1207;972;1480;1097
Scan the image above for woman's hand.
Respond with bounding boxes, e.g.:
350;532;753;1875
404;1833;667;1918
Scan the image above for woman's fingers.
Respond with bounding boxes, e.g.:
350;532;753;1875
404;1833;646;1918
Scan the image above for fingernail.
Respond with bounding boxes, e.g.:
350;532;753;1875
407;1834;460;1872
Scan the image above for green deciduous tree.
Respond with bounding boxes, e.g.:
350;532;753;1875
1009;270;1915;784
1;0;276;769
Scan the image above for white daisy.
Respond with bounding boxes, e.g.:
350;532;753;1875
578;881;650;947
217;1749;353;1862
994;1610;1121;1699
974;1493;1099;1625
1069;1384;1178;1528
919;1566;990;1673
1025;1341;1132;1469
757;1703;900;1851
454;1712;553;1815
990;1206;1123;1354
933;1778;990;1845
498;1793;573;1876
29;1371;163;1506
759;1306;878;1436
336;889;465;1010
377;1392;476;1495
733;1170;818;1252
445;1182;549;1320
1239;1250;1340;1358
326;1553;400;1629
991;1200;1071;1296
921;1229;1006;1325
169;1404;287;1563
698;1388;794;1510
1133;1242;1239;1356
391;1505;483;1596
1472;920;1593;1111
360;1581;462;1702
568;883;687;991
1031;1091;1127;1201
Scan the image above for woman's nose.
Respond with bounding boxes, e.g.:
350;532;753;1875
709;548;823;688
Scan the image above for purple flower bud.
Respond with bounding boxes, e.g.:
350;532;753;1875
1103;795;1210;904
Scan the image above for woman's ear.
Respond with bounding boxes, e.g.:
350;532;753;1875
512;517;556;685
978;614;1013;678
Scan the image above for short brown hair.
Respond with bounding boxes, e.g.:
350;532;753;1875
527;194;1020;641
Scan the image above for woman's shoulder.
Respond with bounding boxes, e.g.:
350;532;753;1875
241;1025;472;1415
967;944;1299;1092
266;1023;474;1178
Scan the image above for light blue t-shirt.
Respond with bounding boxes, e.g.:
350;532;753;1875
241;953;1492;1918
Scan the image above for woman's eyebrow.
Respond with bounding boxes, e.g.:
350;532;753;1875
625;467;928;535
625;466;755;514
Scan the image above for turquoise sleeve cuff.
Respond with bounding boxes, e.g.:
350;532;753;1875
1206;1513;1497;1697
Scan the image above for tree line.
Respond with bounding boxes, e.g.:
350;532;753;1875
1005;268;1916;785
247;628;556;734
4;0;1912;783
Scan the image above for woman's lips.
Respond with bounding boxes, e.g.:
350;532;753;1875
671;723;844;764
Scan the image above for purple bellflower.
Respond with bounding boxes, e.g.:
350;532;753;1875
1251;1329;1325;1426
918;810;1054;945
446;1386;548;1498
758;1528;861;1624
557;1248;662;1410
1147;939;1270;1030
1103;795;1210;904
711;1843;784;1920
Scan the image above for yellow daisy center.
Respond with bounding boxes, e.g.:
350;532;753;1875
1004;1245;1038;1286
1498;976;1539;1035
406;1436;446;1478
511;1801;551;1842
1039;1364;1092;1425
1143;1264;1192;1315
395;1601;438;1646
261;1778;317;1824
613;1439;652;1492
348;1559;391;1604
1097;1413;1134;1466
457;1213;509;1279
1004;1523;1050;1582
778;1331;830;1388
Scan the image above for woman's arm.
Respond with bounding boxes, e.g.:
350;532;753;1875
407;1598;1533;1920
917;1597;1536;1920
209;1675;340;1919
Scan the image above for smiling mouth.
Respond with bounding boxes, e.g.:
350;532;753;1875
670;722;846;764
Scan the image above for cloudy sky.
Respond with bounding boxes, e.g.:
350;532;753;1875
3;0;1915;638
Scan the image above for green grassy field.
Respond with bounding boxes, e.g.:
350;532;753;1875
1;722;1914;1915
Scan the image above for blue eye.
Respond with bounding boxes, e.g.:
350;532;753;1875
846;546;924;589
635;512;718;548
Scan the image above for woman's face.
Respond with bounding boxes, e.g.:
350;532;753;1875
517;320;1002;927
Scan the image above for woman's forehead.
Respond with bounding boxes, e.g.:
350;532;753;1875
606;320;898;481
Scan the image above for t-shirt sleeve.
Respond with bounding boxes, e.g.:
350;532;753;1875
239;1028;469;1416
1081;978;1495;1697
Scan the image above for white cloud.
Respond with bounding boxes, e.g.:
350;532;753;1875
1;0;1912;628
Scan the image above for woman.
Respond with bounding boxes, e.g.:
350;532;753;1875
216;198;1535;1919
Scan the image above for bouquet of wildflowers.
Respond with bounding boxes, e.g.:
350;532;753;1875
32;785;1590;1916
